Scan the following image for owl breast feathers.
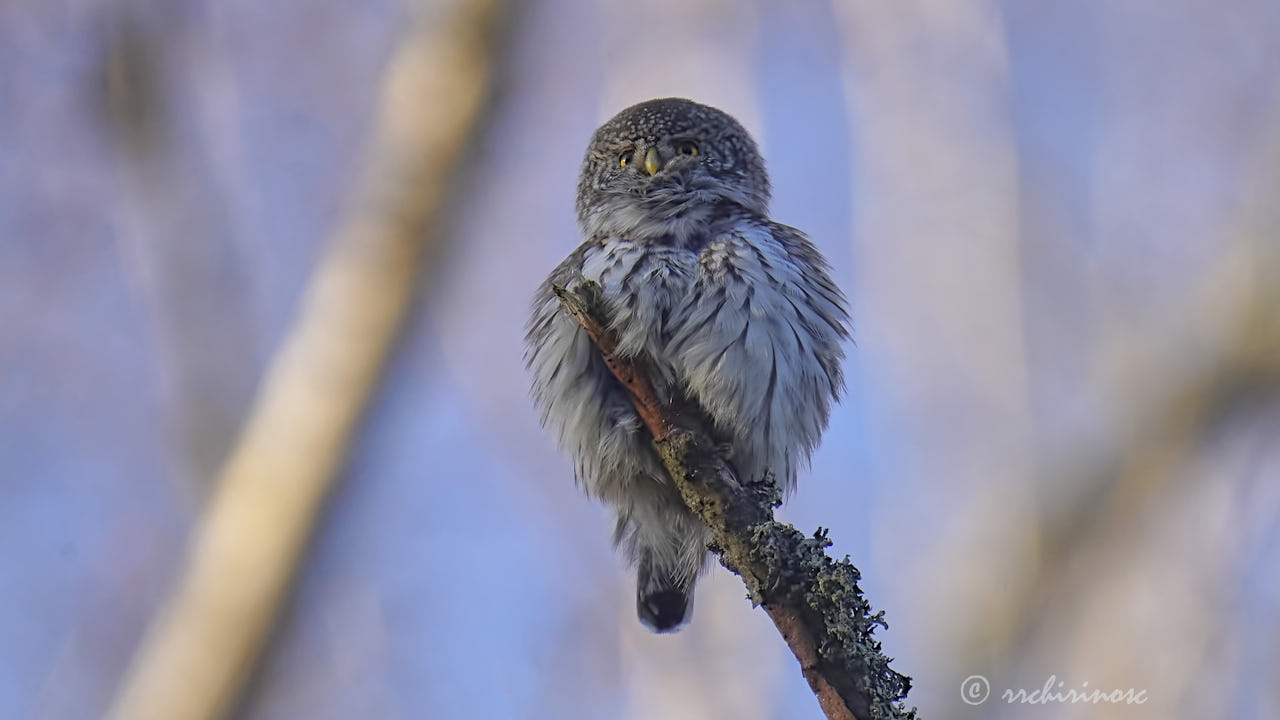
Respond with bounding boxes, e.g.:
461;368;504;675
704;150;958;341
524;98;850;632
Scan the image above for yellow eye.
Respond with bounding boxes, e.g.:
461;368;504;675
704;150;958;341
677;142;698;156
619;150;634;167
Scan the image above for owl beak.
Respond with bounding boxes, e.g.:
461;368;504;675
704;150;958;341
644;147;661;176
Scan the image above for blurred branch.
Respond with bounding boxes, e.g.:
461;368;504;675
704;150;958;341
107;1;507;718
554;282;916;720
992;243;1280;674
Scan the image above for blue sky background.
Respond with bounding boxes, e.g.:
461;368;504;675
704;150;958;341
2;0;1279;718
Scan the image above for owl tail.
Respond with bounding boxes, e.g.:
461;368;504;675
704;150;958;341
636;553;694;633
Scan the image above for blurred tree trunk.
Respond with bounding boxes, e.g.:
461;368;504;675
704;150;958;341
106;1;507;718
834;0;1036;707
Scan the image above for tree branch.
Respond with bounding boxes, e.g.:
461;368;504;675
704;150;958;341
106;2;507;718
553;281;917;720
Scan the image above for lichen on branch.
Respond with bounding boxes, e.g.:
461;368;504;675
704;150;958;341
554;279;917;720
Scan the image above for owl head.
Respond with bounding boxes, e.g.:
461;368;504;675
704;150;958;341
575;98;771;241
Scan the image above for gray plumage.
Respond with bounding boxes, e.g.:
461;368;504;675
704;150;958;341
525;98;850;632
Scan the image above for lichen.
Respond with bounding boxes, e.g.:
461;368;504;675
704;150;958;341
746;523;918;720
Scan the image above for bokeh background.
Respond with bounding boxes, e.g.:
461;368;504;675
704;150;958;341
3;0;1279;718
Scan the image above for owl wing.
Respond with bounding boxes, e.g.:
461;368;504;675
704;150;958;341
665;219;851;492
524;239;669;497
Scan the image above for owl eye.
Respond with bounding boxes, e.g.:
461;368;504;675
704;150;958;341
619;149;635;167
677;142;699;156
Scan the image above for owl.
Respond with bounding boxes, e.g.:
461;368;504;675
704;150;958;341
525;98;850;632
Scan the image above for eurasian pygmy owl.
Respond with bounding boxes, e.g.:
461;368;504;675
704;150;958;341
526;98;850;632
